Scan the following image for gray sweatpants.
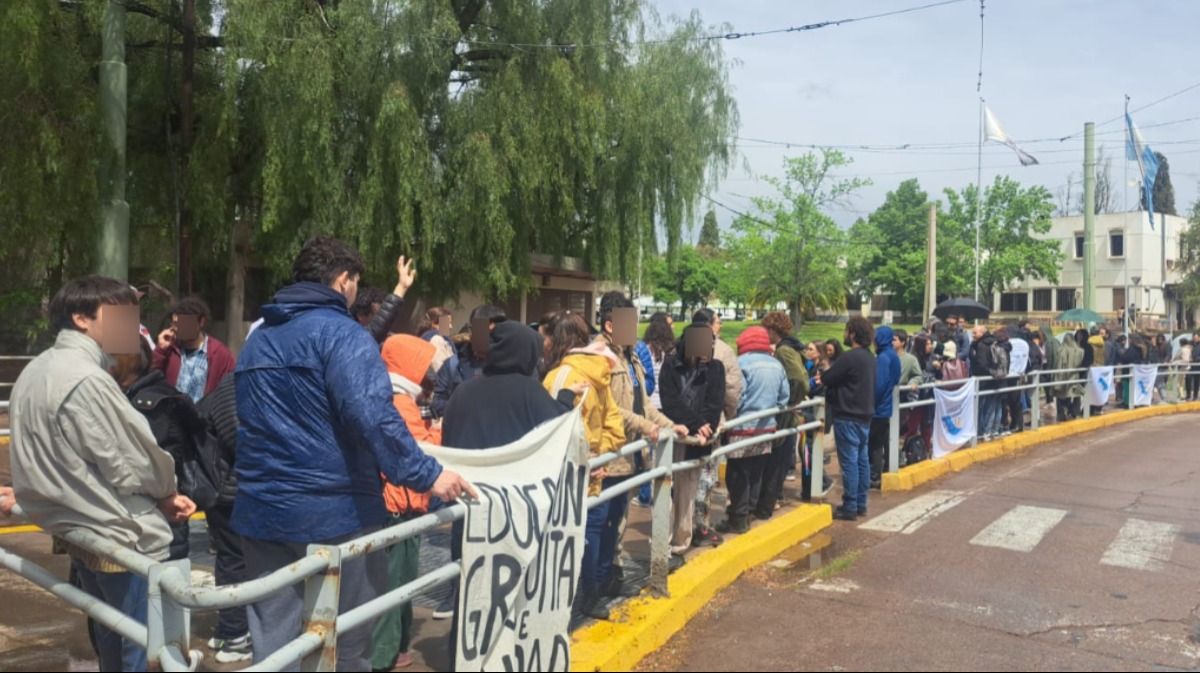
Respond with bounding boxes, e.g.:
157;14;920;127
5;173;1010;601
244;528;387;671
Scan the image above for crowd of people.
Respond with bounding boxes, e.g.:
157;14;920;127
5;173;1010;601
2;235;1200;671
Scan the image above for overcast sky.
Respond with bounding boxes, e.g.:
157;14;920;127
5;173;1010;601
651;0;1200;234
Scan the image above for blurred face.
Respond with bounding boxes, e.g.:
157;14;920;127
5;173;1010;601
973;326;987;340
710;314;722;337
805;343;820;361
825;343;836;359
892;336;903;352
947;318;958;330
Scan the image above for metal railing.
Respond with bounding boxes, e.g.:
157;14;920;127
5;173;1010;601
0;398;826;671
885;361;1195;473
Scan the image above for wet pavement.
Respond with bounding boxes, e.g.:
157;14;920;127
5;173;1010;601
639;413;1200;672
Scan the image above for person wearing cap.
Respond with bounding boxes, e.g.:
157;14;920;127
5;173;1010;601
717;327;789;534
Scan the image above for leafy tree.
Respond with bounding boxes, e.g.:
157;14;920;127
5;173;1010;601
1176;196;1200;326
698;209;721;249
725;150;869;325
941;176;1063;307
650;246;720;318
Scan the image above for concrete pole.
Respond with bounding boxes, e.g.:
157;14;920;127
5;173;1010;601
925;203;938;324
1083;122;1096;312
97;0;129;281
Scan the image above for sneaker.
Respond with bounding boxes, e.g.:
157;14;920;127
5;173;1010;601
690;526;724;548
668;553;687;574
602;573;644;598
212;633;252;664
785;473;797;482
432;592;455;620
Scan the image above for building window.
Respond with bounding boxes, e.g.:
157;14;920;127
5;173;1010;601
1000;292;1029;313
1110;230;1125;258
1033;289;1052;312
1112;288;1126;313
1074;233;1085;260
1056;288;1077;311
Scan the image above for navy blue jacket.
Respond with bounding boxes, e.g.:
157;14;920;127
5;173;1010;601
873;326;902;419
232;282;442;543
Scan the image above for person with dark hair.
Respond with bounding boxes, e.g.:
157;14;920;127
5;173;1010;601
688;308;743;546
350;287;389;327
824;338;844;363
660;324;726;560
946;314;972;363
816;317;876;522
233;236;475;669
11;276;196;672
760;311;810;504
542;310;625;621
430;304;507;418
154;295;236;403
643;317;677;410
868;326;901;488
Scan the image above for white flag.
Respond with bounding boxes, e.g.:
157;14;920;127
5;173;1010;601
1086;367;1115;408
933;384;978;458
1133;365;1158;407
985;106;1039;166
423;411;590;672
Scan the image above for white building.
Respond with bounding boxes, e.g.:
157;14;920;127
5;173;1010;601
992;211;1190;330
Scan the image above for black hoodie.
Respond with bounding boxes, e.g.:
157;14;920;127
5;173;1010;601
442;321;571;449
659;336;726;460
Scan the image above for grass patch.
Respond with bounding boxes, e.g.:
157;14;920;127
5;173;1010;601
812;549;863;580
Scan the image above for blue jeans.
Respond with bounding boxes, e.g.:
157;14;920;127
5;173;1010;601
582;500;610;596
834;419;871;514
72;561;148;672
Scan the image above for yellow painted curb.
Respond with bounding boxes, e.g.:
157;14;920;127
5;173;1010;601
0;436;8;447
882;404;1200;492
570;503;832;672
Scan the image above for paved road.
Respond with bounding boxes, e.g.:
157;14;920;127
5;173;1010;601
640;414;1200;672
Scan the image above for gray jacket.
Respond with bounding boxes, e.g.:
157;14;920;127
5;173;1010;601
11;330;178;561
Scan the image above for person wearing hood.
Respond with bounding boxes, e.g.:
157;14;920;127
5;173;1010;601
717;327;790;534
234;236;474;670
868;325;901;489
542;311;626;622
371;335;442;672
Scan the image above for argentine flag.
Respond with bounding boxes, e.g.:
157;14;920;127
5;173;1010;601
1126;111;1161;229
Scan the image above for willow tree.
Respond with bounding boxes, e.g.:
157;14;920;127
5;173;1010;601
214;0;738;300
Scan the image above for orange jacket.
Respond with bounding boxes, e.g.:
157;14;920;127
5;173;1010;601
380;335;440;515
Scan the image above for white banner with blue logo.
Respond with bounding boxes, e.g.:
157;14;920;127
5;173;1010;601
1087;367;1115;408
933;383;978;458
1133;365;1158;407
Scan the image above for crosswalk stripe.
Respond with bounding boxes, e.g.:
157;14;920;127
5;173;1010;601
969;505;1068;553
859;490;966;534
1101;518;1180;572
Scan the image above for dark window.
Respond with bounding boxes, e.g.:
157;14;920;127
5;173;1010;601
1110;231;1125;258
1056;288;1077;311
1075;234;1085;259
1033;289;1053;312
1000;292;1029;313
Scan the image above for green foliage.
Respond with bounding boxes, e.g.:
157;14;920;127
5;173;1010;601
941;176;1063;306
724;150;869;324
0;0;737;349
1178;196;1200;314
649;246;720;317
848;179;931;317
699;209;721;249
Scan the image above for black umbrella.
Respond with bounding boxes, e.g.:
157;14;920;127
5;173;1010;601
933;297;991;322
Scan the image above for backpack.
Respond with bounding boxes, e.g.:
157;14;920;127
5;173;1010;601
988;342;1010;379
942;358;968;381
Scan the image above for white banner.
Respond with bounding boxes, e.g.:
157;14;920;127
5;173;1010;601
424;411;590;672
1133;365;1158;407
1086;367;1115;408
1008;339;1030;377
933;384;978;458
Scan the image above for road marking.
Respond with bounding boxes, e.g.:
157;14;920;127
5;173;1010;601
859;490;966;534
969;505;1068;552
808;579;860;594
1101;518;1180;572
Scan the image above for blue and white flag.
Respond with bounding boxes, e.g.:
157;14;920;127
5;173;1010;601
933;383;978;458
1126;111;1162;229
1087;367;1115;408
1133;365;1158;407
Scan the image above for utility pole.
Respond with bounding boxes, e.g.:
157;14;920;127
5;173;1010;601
97;0;129;280
924;203;938;323
1083;122;1096;312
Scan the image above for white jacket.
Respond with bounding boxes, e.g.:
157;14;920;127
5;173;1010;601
11;330;178;561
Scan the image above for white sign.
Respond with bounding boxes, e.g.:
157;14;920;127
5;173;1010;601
1008;339;1030;377
882;311;895;326
933;383;978;458
1086;367;1115;408
1133;365;1158;407
424;411;590;672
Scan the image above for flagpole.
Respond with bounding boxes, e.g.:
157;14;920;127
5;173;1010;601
1123;95;1131;333
974;97;984;303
